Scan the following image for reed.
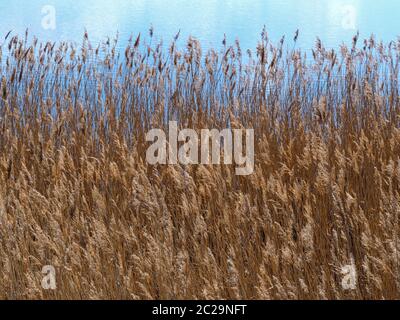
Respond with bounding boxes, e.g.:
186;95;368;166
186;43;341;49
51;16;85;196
0;29;399;299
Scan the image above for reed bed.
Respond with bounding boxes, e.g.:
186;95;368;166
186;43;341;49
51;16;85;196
0;29;399;299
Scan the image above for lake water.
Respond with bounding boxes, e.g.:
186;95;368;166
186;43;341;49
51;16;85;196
1;0;399;52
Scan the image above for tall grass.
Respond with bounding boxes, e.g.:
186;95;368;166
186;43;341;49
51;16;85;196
0;29;399;299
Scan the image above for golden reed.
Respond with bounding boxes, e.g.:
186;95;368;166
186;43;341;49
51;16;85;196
0;29;399;299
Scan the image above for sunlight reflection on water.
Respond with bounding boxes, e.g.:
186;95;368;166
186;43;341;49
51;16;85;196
0;0;399;51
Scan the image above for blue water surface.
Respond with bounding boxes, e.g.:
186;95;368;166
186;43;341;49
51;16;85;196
0;0;399;51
